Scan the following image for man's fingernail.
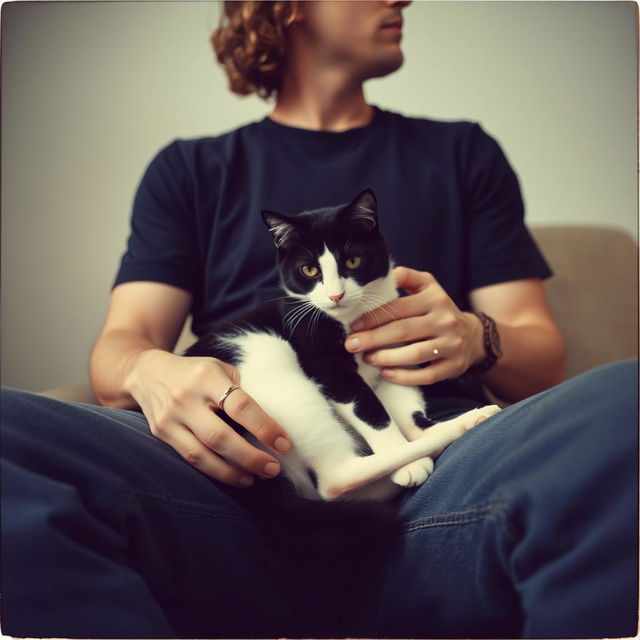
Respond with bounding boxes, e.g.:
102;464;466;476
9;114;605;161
383;368;396;378
351;319;364;331
346;338;361;352
274;436;290;454
238;475;254;487
263;462;280;477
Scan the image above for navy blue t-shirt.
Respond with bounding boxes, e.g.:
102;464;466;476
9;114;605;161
114;106;551;414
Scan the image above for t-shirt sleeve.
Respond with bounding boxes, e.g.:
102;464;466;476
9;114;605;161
113;140;198;292
464;123;552;289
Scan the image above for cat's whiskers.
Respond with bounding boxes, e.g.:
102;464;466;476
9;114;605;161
262;294;293;303
282;301;311;321
356;296;384;326
361;303;385;329
282;300;311;327
361;291;397;311
304;304;326;342
283;304;313;332
359;293;399;324
283;301;318;338
309;305;324;342
361;290;397;307
285;311;313;339
366;305;397;324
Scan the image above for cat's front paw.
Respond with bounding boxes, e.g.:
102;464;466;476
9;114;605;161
391;457;434;488
461;404;502;432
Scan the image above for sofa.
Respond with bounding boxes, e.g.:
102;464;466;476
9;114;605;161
40;225;638;404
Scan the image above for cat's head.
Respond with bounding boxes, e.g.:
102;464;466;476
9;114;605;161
261;188;397;326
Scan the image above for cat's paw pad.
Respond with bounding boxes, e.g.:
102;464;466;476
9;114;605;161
391;457;434;487
464;404;501;431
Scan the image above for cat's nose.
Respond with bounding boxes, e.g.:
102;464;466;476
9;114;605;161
329;293;344;303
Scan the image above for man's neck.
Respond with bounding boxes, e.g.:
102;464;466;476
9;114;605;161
269;63;373;132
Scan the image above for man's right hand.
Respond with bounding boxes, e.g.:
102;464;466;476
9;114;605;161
89;281;291;489
125;349;292;488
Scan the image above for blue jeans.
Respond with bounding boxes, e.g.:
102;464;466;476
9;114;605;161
1;360;637;638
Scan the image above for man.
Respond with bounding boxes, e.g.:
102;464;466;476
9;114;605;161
2;2;636;638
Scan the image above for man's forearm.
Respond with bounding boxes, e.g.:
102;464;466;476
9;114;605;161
90;330;165;409
481;321;567;403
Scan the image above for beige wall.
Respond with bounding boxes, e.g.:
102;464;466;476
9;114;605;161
2;1;637;391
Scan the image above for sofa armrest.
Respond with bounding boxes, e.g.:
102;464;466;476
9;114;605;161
530;225;638;378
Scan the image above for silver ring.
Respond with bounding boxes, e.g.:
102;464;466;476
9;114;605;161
432;348;440;356
218;385;241;412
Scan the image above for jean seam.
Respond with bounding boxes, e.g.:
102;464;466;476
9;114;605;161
402;500;507;533
118;488;251;524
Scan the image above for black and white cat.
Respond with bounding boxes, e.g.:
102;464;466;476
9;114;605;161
186;189;499;501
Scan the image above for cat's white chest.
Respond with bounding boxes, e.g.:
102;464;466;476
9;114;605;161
355;353;382;390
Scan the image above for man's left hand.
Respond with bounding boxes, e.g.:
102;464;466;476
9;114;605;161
345;266;485;386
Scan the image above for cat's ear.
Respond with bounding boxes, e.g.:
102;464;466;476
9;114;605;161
261;210;298;248
345;188;378;230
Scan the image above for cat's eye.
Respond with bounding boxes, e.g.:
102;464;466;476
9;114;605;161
345;256;362;269
301;264;319;278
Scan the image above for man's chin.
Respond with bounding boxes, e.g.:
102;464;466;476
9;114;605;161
364;51;404;80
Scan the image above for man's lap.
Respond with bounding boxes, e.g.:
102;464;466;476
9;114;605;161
1;359;637;637
1;389;296;636
381;359;637;637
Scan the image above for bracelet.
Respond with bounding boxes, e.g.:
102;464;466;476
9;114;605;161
466;311;503;376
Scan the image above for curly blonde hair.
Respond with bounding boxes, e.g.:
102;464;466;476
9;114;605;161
211;1;299;101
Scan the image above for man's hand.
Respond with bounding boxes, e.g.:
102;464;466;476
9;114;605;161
125;349;292;488
344;266;485;385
